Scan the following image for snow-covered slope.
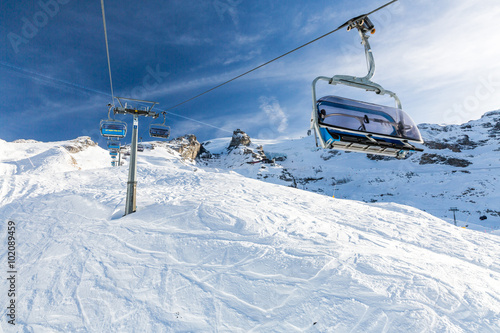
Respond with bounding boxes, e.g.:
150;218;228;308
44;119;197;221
201;111;500;233
1;137;499;332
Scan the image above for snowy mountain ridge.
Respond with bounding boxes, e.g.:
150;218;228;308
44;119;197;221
200;110;500;232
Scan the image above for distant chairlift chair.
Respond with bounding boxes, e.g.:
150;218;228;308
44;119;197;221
310;16;423;159
107;140;120;150
149;112;170;139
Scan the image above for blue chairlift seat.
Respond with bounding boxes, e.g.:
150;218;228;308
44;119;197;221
100;120;127;138
149;111;170;139
109;151;118;156
107;140;120;150
149;125;170;139
316;96;423;156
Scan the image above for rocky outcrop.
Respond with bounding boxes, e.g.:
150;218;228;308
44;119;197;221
13;139;39;143
228;129;251;148
226;129;266;162
483;111;500;134
419;153;472;168
423;135;478;152
456;135;478;149
64;136;98;153
169;135;202;161
423;141;462;152
366;154;395;161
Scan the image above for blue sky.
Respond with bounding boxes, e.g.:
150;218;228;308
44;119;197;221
1;0;500;145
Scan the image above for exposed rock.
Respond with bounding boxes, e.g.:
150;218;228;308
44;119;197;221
13;139;39;143
226;129;266;162
279;169;297;188
169;135;202;161
228;129;251;148
419;153;472;168
331;177;353;185
231;145;266;162
486;209;500;217
484;110;500;117
424;134;484;153
197;143;212;159
321;150;341;161
366;154;395;161
491;121;500;133
64;136;97;153
456;135;478;149
423;141;462;152
297;177;324;185
263;152;287;163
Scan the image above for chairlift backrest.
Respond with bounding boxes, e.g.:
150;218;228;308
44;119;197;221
317;96;422;142
149;111;170;139
149;126;171;139
100;119;127;138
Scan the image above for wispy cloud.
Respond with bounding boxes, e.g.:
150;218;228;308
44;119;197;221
258;96;288;133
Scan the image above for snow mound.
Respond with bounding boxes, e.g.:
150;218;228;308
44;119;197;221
0;137;109;177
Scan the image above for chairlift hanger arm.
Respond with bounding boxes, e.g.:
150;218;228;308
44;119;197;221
313;13;403;110
160;111;167;125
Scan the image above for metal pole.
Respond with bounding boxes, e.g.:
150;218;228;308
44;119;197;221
125;115;138;215
450;207;458;226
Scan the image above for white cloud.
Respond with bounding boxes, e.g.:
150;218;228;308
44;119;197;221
367;0;500;124
258;96;288;133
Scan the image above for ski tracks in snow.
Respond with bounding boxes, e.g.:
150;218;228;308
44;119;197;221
1;141;499;331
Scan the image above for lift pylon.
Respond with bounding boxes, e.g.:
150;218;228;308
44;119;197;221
111;97;159;216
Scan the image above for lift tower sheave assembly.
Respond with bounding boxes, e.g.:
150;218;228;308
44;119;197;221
113;97;159;216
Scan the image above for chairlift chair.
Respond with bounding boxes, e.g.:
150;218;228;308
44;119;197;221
109;150;118;157
100;120;127;138
149;112;170;139
310;16;423;159
107;140;120;150
100;105;127;139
